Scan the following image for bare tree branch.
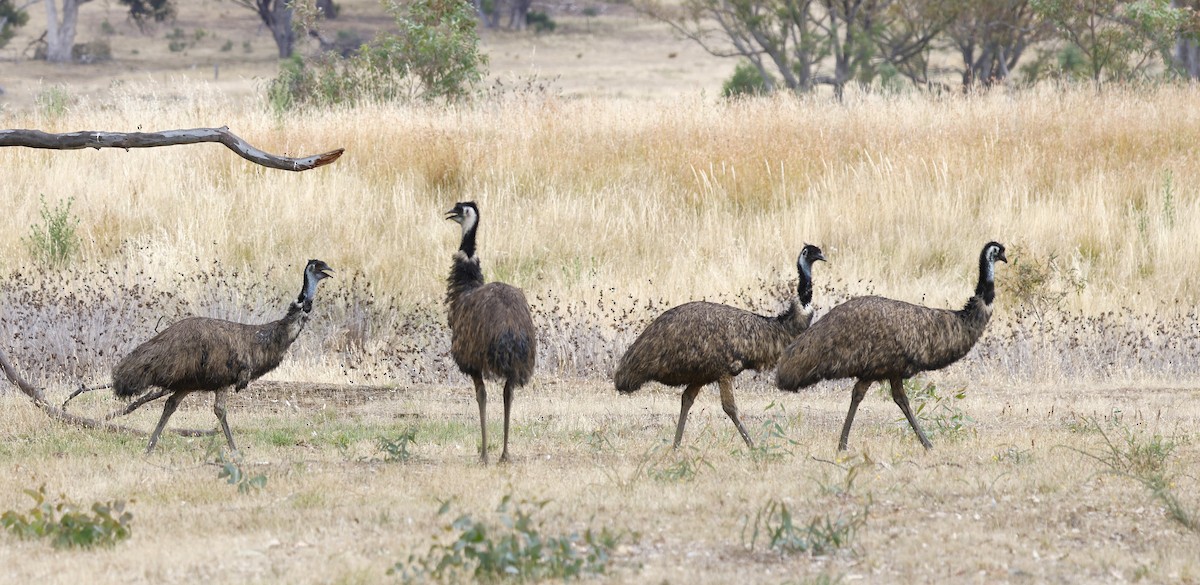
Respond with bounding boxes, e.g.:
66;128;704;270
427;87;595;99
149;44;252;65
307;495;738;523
0;345;214;438
0;126;344;171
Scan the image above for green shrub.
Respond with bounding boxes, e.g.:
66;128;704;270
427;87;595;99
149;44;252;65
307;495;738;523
72;39;112;63
722;60;771;98
1;485;133;549
904;380;974;442
377;427;419;462
527;10;556;33
209;443;267;494
389;496;625;581
268;0;487;111
34;86;71;118
23;195;80;267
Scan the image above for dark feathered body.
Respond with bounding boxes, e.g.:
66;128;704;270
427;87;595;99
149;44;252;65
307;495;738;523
444;201;536;464
775;242;1006;451
446;252;537;387
614;300;812;393
613;244;825;448
113;308;310;398
111;259;333;454
775;296;992;390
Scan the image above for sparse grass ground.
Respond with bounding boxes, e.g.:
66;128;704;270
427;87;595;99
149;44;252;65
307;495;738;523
1;380;1199;584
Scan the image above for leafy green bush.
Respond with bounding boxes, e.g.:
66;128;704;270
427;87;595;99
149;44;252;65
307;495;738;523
34;86;71;119
722;60;771;98
389;496;625;581
268;0;487;111
1;485;133;549
527;10;556;33
23;195;80;267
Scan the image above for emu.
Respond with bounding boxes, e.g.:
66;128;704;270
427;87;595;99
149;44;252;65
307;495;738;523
445;201;537;464
775;241;1006;451
614;244;825;448
112;259;333;454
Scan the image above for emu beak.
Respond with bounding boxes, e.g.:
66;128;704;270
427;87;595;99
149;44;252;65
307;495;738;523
319;266;334;279
445;209;460;222
997;250;1008;263
815;251;827;263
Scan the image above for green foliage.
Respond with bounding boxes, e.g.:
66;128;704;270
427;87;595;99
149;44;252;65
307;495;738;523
377;427;419;462
1;485;133;549
744;401;801;464
23;195;81;268
903;380;974;442
268;0;487;112
35;86;71;119
741;498;867;556
722;60;771;98
72;39;113;63
647;444;712;482
389;496;626;582
209;444;267;494
1030;0;1187;84
1074;418;1198;531
0;0;31;50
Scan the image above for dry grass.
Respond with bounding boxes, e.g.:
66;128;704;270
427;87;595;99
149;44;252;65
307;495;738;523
1;380;1199;584
2;2;1200;582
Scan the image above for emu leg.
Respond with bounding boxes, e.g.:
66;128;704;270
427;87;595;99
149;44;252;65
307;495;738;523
499;378;515;463
719;377;754;449
674;384;703;448
146;391;191;454
890;377;933;450
473;375;489;464
213;389;238;454
107;388;172;420
838;380;872;451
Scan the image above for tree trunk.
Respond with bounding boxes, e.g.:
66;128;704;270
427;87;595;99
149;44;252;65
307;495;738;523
44;0;90;63
315;0;337;19
268;0;294;58
508;0;530;30
1176;36;1200;79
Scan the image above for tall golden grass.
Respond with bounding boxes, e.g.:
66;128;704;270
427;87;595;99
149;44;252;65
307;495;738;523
3;85;1196;313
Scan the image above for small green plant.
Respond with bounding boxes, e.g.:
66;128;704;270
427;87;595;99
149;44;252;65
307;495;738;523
1;485;132;549
647;444;712;482
1074;418;1197;532
741;498;867;556
377;427;419;462
23;195;81;267
744;401;801;463
208;443;267;494
220;39;233;52
1161;169;1176;228
35;85;70;118
389;496;626;582
903;380;974;442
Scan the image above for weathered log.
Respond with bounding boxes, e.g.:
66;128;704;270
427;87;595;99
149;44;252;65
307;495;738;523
0;126;344;171
0;346;213;438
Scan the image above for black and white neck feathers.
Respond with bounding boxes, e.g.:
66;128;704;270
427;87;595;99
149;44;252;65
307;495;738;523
447;201;480;260
796;244;826;308
972;241;1007;306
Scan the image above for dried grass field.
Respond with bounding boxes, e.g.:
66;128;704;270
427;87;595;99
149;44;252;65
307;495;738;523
2;3;1200;583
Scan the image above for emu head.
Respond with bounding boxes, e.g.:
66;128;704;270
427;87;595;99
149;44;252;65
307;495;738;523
797;244;826;275
297;259;334;311
446;201;481;258
446;201;479;232
975;242;1007;303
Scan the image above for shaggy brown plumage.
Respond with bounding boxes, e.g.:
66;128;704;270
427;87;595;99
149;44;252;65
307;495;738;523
446;202;536;464
776;242;1007;451
112;259;333;454
614;244;825;448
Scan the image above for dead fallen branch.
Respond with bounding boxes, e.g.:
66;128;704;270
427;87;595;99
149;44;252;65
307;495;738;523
0;346;213;438
0;126;344;171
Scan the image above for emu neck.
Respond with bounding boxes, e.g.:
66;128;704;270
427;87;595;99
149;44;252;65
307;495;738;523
296;270;321;311
797;261;814;307
974;253;995;305
458;219;478;259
